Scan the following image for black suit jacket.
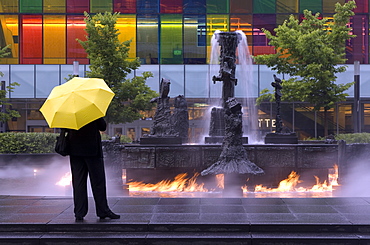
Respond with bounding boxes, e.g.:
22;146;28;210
66;118;106;157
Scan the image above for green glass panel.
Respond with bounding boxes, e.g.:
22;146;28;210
20;0;42;13
137;14;158;64
160;14;183;64
184;15;206;64
44;0;66;13
90;0;113;13
207;0;229;13
277;0;298;13
253;0;275;14
0;0;18;13
299;0;322;13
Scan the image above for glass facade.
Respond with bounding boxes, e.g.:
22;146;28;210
0;0;367;64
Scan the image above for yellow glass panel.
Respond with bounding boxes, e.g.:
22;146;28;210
43;15;66;64
44;0;65;13
116;15;136;60
0;0;18;13
0;15;18;64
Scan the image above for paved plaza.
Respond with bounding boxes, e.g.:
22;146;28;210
1;195;370;244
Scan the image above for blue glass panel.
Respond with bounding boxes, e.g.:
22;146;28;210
160;65;185;96
185;65;208;97
136;65;160;92
183;0;206;14
35;65;60;98
137;0;159;13
10;65;34;98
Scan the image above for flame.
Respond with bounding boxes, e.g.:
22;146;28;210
127;173;209;192
216;174;224;189
56;172;72;186
251;164;339;193
109;165;341;195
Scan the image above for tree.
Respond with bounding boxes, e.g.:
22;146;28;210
254;1;356;136
0;45;20;129
77;12;158;124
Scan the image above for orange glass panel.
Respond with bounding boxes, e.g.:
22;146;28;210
44;15;66;64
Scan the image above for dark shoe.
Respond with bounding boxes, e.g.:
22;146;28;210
75;216;84;222
99;211;120;219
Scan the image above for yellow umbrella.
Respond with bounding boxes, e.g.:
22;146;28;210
40;77;115;130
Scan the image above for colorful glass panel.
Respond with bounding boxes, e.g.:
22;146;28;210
116;15;136;60
137;0;159;13
183;0;206;14
299;0;322;14
90;0;112;13
44;15;66;64
277;0;298;13
137;14;158;64
0;15;18;64
114;0;136;13
184;15;206;64
160;0;183;13
253;14;276;56
20;15;42;64
44;0;65;13
20;0;42;13
207;0;229;13
66;15;88;64
0;0;18;13
253;0;275;14
160;14;183;64
230;0;252;13
66;0;89;13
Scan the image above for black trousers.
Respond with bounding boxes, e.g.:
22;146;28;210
69;155;110;217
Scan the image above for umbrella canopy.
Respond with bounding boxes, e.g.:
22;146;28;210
40;77;114;130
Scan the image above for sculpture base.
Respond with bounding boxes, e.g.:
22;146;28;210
140;137;182;145
205;136;248;144
264;133;298;144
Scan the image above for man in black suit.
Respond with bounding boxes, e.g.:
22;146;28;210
67;117;120;221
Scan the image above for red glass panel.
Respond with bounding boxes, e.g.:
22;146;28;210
66;0;89;13
160;0;183;13
66;15;88;64
114;0;136;13
20;15;42;64
353;0;368;13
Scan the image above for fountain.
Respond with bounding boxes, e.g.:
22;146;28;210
100;30;345;196
201;31;264;196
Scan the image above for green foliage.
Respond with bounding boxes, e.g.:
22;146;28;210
335;133;370;144
253;1;356;111
0;132;57;153
0;82;21;123
77;12;158;124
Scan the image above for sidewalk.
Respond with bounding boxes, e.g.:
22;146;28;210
1;195;370;244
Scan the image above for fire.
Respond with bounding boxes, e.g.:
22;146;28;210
250;164;339;193
56;172;72;186
127;173;209;192
127;164;339;195
252;171;302;193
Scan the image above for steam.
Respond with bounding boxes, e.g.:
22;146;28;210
0;157;71;196
339;160;370;197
